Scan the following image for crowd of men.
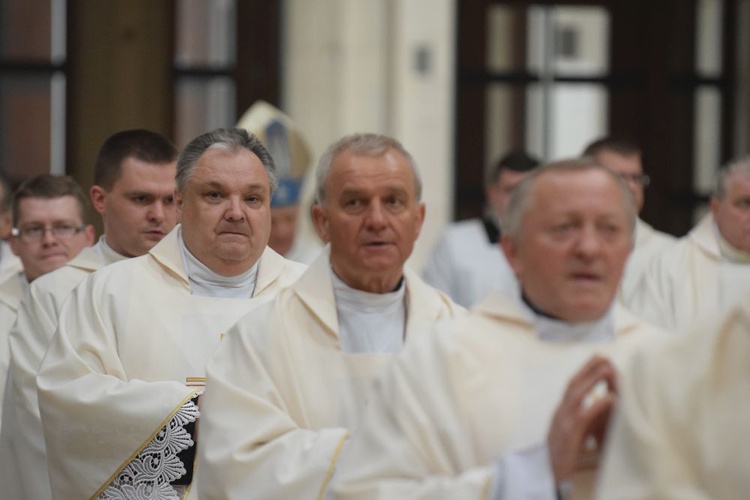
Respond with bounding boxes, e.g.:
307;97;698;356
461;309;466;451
0;123;747;500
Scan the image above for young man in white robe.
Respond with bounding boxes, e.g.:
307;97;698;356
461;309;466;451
332;160;666;500
626;156;750;332
196;133;464;499
36;128;306;500
422;150;539;307
582;137;675;302
595;293;750;500
0;129;179;500
0;175;95;427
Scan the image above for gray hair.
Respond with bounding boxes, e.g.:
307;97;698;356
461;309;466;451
176;128;279;194
715;156;750;200
503;158;637;242
314;133;422;204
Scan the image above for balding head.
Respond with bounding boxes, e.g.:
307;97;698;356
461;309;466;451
501;159;635;322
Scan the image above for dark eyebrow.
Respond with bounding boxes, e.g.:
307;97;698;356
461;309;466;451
244;183;267;192
203;181;226;190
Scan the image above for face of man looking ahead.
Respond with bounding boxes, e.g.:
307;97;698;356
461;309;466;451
313;147;425;294
177;147;272;277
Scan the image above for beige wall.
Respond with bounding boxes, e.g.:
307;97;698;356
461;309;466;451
283;0;456;270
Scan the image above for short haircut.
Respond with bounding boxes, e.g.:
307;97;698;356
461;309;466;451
503;158;636;243
488;150;541;185
12;174;90;227
94;129;178;190
582;136;642;158
315;133;422;204
0;168;12;215
176;128;278;194
715;156;750;200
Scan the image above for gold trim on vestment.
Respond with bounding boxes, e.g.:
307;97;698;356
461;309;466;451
316;431;350;500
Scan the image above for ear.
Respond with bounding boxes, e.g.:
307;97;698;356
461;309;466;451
174;189;184;223
84;224;96;246
414;202;426;238
0;212;11;239
9;233;20;256
500;234;523;279
485;183;502;209
311;203;330;243
90;186;107;215
710;195;719;218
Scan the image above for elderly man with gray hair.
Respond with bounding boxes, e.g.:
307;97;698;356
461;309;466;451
36;128;306;500
196;133;463;499
626;156;750;332
331;159;665;500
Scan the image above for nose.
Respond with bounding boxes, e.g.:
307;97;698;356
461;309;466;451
148;202;166;223
40;227;59;246
224;197;245;221
575;225;602;259
364;200;387;229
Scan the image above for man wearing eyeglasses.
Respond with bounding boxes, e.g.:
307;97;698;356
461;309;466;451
582;137;676;302
8;175;95;282
0;174;94;431
0;129;178;500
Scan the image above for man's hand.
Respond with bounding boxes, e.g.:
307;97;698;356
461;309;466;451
547;355;618;483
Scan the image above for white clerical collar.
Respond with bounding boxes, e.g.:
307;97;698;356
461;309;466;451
518;295;615;344
714;223;750;263
330;266;406;353
330;269;405;312
177;227;258;298
96;236;130;265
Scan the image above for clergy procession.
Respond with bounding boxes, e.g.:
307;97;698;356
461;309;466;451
0;111;748;500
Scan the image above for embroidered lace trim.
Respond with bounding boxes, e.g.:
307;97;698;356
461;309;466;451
98;398;199;500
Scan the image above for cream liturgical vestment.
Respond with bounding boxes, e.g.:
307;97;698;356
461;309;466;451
0;241;25;427
618;218;674;302
36;226;305;500
197;250;463;500
626;214;750;332
595;296;750;500
332;293;664;500
422;218;519;308
0;240;123;500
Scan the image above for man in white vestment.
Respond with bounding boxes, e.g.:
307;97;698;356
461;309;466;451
626;156;750;332
0;171;21;277
0;175;95;426
582;137;675;302
197;133;464;499
332;159;666;500
0;129;179;500
422;150;539;307
0;171;22;386
595;294;750;500
36;128;306;500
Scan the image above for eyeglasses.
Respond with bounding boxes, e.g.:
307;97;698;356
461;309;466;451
618;173;651;187
11;223;87;243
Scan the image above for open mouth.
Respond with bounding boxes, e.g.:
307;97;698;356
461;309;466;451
571;272;601;282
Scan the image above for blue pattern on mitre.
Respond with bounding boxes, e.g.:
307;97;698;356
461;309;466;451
271;177;303;208
265;119;293;178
